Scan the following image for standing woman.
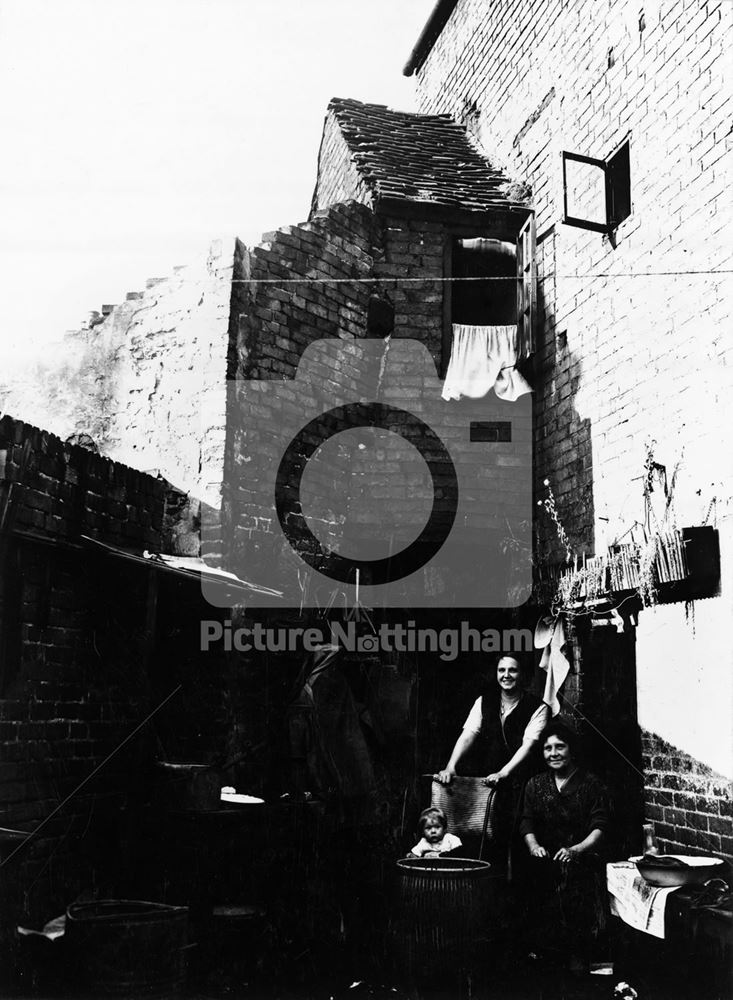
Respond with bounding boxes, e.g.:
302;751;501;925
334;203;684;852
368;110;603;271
436;655;550;870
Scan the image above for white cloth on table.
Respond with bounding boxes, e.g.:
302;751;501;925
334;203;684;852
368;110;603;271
441;324;532;402
606;861;679;939
462;696;549;743
410;832;463;857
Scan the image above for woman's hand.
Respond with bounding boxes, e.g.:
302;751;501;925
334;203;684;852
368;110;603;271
435;769;455;785
483;772;506;787
553;845;580;866
530;844;549;859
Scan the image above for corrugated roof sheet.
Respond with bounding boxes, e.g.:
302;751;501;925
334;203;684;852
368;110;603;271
328;97;526;214
80;534;283;599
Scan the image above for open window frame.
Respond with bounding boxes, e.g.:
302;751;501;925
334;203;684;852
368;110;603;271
441;212;536;377
562;137;631;235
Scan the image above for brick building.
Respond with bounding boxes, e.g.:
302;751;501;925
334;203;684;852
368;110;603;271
403;0;732;862
0;0;730;979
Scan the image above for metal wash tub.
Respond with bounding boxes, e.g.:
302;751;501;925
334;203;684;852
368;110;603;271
392;856;498;979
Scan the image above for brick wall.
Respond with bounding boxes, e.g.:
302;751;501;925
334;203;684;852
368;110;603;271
219;198;532;608
311;109;373;214
374;214;532;606
643;730;732;864
1;240;233;512
414;0;733;854
221;201;378;593
0;415;213;938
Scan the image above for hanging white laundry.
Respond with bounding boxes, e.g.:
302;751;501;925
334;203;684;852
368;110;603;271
441;324;532;402
538;615;571;716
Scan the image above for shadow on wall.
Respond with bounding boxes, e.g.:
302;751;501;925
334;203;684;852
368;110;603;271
532;229;595;569
531;245;644;856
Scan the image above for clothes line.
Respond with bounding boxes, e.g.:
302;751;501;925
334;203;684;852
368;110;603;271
228;269;733;284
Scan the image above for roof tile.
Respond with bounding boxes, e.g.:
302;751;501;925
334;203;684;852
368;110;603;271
328;98;526;214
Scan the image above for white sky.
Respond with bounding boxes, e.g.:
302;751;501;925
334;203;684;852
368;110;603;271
0;0;433;364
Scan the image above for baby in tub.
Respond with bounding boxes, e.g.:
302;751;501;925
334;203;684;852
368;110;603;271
409;806;462;858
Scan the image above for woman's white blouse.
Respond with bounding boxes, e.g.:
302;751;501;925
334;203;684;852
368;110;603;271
462;697;550;742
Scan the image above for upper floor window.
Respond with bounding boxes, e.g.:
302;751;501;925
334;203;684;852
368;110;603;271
562;137;631;234
441;214;536;376
452;238;516;326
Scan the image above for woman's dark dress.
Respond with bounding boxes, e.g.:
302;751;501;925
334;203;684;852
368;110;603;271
519;769;610;957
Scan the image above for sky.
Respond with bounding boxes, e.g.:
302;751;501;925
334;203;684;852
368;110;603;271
0;0;433;365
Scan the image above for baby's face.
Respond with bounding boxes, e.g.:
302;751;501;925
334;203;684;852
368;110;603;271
424;818;445;844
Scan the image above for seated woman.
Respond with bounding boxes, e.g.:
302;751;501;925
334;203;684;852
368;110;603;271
519;721;610;972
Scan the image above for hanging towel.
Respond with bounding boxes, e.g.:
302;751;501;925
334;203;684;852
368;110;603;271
538;615;571;716
442;324;532;402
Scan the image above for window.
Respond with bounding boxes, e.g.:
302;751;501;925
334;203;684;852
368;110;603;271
452;238;516;327
441;214;536;375
562;138;631;234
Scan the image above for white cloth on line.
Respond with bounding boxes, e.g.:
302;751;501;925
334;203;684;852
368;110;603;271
442;324;532;402
538;615;571;716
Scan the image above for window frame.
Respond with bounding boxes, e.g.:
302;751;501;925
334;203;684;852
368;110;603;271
441;213;536;377
562;137;632;235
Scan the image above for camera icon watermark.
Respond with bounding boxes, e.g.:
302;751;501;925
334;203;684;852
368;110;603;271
203;338;531;608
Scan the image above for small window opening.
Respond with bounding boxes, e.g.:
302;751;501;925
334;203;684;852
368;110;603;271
451;238;516;326
562;138;631;234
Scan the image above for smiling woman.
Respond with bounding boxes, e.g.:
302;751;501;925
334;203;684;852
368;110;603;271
435;654;550;870
519;721;611;972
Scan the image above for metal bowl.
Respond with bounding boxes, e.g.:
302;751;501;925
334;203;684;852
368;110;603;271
635;855;725;888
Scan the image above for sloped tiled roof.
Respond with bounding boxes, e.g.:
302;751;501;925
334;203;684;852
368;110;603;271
328;97;527;214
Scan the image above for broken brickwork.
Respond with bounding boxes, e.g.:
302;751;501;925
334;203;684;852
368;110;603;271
1;241;234;520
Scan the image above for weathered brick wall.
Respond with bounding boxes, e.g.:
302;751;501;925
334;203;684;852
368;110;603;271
311;109;373;214
1;240;233;515
221;201;378;594
0;416;190;933
374;214;532;605
643;730;732;864
414;0;733;853
376;215;445;367
222;198;532;607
